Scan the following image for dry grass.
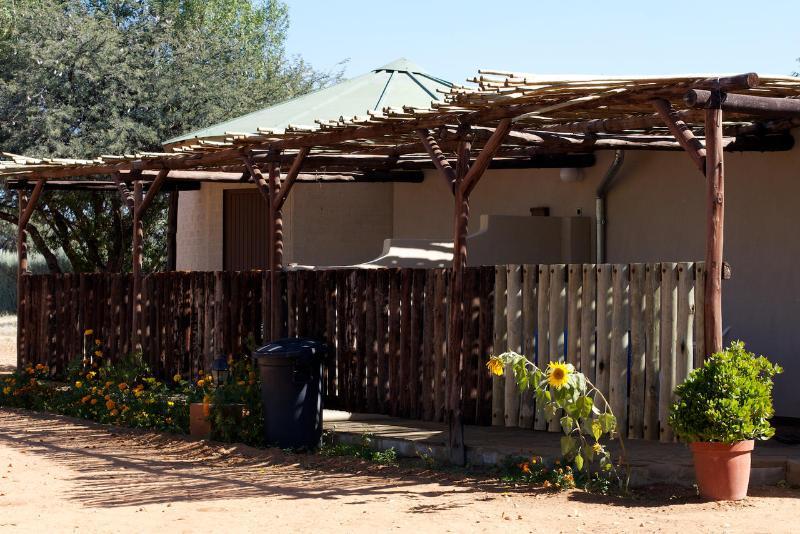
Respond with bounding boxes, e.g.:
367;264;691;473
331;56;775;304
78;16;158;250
0;314;16;372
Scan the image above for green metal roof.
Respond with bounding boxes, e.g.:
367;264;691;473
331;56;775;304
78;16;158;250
164;58;452;146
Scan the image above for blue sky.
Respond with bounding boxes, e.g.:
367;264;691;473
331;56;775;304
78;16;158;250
284;0;800;83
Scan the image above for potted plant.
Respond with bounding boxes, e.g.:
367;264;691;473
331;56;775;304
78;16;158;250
669;341;782;500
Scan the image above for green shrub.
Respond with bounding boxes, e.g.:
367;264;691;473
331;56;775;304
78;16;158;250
669;341;782;443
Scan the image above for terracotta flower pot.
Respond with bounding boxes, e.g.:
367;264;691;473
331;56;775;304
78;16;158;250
189;402;212;438
690;440;754;500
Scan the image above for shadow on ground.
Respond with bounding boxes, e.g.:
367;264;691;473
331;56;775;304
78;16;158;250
2;409;793;512
0;409;515;509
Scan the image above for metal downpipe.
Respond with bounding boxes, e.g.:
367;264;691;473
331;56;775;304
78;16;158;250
595;150;625;264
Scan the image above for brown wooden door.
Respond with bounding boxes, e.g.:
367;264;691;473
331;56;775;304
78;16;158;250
223;189;269;270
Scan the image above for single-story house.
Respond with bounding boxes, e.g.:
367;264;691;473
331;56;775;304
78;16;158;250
169;60;800;417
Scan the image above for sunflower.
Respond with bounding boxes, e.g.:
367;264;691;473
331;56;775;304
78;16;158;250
486;356;504;376
546;362;571;389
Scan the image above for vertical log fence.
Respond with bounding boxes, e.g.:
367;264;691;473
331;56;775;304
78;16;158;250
18;262;706;442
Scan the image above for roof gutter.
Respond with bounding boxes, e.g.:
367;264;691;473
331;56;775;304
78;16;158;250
595;150;625;264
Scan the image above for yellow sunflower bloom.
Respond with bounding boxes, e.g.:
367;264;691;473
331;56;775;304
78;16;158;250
546;361;571;389
486;357;504;376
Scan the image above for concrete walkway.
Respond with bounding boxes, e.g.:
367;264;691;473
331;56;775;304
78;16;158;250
323;412;800;487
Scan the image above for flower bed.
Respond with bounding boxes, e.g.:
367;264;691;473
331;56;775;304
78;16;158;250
0;331;261;441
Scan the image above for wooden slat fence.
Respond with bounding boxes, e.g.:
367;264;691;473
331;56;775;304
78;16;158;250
18;262;705;440
492;262;706;442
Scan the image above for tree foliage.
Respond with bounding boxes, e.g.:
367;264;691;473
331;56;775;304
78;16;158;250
0;0;340;272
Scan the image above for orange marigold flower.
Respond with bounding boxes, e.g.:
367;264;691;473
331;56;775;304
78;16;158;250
118;383;128;391
543;480;552;488
91;398;98;405
110;409;119;417
519;462;531;474
196;379;205;387
94;339;102;346
106;400;116;410
2;387;10;395
134;389;143;398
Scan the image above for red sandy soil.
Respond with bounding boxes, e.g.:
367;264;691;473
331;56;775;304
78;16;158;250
1;409;798;533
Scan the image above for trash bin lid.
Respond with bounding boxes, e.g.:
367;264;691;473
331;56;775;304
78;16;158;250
254;337;326;363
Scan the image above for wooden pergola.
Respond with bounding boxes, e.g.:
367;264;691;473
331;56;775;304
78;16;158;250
4;70;800;463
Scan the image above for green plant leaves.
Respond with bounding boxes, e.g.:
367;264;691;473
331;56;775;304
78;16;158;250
560;435;577;456
669;341;781;443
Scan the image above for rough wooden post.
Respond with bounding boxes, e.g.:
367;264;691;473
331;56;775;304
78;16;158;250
268;160;281;339
16;191;29;366
132;181;144;351
446;137;471;466
704;97;725;355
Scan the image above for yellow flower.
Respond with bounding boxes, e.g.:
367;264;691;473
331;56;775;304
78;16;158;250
134;389;143;398
87;371;96;379
196;379;205;387
486;356;504;376
75;381;83;389
94;339;102;346
173;373;182;383
2;387;10;395
198;370;204;376
84;329;93;336
546;361;571;389
592;442;603;454
94;350;103;357
542;480;552;488
105;400;116;410
167;401;174;407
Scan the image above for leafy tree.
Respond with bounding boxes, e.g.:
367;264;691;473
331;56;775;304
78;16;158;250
0;0;341;272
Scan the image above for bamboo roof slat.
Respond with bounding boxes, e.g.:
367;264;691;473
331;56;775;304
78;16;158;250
4;70;800;182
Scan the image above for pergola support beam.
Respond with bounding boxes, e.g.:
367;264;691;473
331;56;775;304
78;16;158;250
131;180;144;350
652;99;706;173
704;99;725;356
15;179;44;366
417;129;456;193
446;136;472;466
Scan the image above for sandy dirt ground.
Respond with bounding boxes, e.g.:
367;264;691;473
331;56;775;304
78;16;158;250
0;315;15;373
0;409;798;533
